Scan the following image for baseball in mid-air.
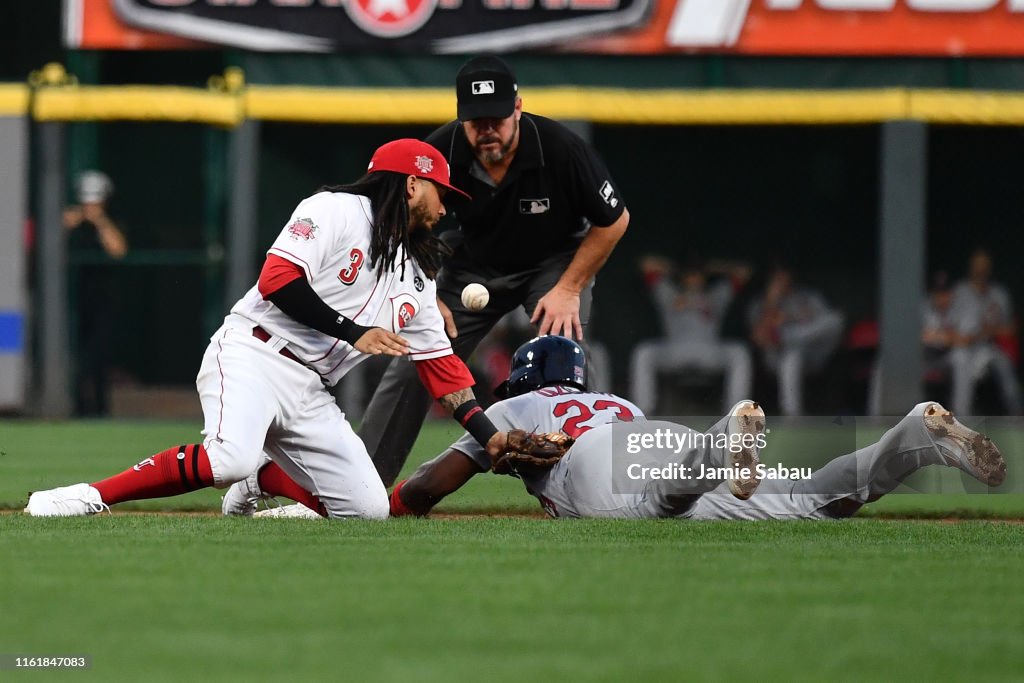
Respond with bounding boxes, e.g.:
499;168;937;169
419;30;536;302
461;283;490;311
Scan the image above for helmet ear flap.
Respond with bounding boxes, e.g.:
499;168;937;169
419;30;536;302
493;380;511;400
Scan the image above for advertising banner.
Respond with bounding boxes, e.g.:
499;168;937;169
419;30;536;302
65;0;1024;55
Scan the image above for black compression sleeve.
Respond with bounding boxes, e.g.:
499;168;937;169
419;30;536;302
265;277;372;346
453;400;500;449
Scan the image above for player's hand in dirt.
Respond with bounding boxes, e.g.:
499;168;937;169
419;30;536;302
354;328;409;356
531;285;583;340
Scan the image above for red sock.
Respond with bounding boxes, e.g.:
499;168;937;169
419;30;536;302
257;462;326;517
92;444;215;506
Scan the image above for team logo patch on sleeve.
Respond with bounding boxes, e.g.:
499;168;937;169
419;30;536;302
287;217;319;241
599;181;619;208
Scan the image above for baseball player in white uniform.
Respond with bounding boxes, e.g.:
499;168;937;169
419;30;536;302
26;139;523;518
384;336;1005;521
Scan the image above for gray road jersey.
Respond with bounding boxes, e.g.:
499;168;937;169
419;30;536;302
950;281;1013;336
747;287;831;331
450;387;645;515
652;279;733;343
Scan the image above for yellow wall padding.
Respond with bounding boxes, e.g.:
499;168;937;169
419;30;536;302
33;87;241;126
244;87;454;124
0;84;30;117
20;84;1024;126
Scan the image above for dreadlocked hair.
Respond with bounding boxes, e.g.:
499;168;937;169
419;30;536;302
321;172;451;281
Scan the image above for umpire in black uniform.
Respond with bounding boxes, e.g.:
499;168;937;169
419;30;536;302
359;55;630;486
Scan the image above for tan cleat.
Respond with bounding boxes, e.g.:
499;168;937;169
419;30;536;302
728;400;766;500
923;403;1006;487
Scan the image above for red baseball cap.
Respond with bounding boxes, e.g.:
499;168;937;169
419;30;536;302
367;139;470;200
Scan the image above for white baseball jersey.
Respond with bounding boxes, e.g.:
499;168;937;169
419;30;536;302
229;191;452;387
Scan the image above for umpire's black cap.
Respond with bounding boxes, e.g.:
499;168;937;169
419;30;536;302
456;55;518;121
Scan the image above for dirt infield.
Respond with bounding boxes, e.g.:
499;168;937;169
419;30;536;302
3;507;1024;522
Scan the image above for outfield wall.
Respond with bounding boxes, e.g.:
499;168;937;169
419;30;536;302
11;69;1024;415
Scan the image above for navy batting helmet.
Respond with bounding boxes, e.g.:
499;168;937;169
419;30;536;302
496;335;587;399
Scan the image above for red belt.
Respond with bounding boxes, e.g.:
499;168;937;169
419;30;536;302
252;326;303;365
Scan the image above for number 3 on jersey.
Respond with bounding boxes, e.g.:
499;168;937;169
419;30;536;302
338;248;364;285
553;398;634;438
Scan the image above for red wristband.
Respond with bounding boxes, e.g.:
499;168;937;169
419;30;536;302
389;480;416;517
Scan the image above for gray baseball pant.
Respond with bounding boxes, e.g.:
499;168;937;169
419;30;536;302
688;402;956;520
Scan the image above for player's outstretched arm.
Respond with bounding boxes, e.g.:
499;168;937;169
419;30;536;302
531;208;629;339
416;356;511;461
440;387;509;459
390;450;483;516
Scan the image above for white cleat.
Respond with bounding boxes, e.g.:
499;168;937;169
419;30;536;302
727;400;766;500
221;470;270;516
253;503;321;519
24;483;109;517
923;403;1006;487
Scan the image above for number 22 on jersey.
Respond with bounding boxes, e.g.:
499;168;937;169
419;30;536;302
553;398;634;438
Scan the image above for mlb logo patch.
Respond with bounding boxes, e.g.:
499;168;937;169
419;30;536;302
472;80;495;95
520;198;550;214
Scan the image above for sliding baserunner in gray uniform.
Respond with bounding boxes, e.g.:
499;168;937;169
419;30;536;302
389;336;1006;521
262;336;1007;520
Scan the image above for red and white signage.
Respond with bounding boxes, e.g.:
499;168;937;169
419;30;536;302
64;0;1024;54
581;0;1024;55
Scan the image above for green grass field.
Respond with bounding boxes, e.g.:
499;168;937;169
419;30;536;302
1;419;1023;681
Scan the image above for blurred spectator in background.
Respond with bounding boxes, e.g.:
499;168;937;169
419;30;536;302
748;266;844;416
64;170;127;416
946;248;1021;416
869;271;955;415
921;271;957;376
630;255;753;414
